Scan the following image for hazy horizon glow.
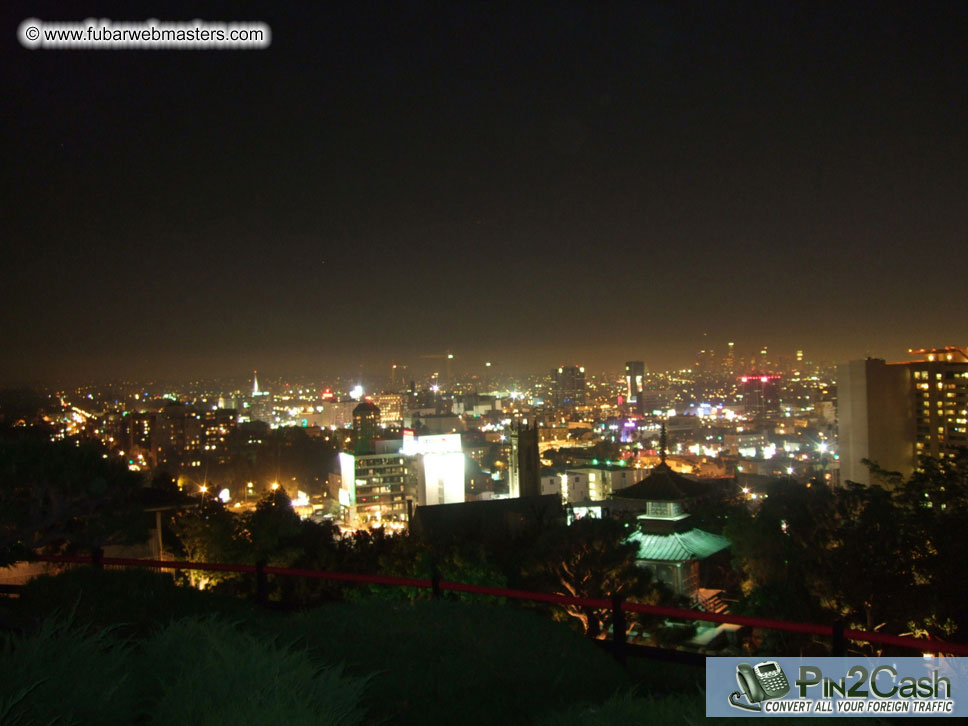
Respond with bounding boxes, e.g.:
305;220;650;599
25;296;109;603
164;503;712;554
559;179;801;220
3;2;966;385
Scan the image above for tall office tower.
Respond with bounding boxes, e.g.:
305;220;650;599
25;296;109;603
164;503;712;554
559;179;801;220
625;361;645;414
838;347;968;486
390;363;408;390
553;365;586;409
509;420;540;498
739;374;781;417
252;370;260;396
723;341;736;377
695;349;711;376
759;347;769;372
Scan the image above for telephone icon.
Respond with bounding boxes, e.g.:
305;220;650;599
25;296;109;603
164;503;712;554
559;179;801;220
729;661;790;712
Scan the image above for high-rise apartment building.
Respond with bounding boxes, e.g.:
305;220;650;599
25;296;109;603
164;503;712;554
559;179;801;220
838;347;968;486
910;347;968;461
149;403;202;468
339;441;416;528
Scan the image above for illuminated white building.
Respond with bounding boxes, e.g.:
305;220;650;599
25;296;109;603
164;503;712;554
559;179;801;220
338;440;415;529
403;430;465;506
540;464;648;504
337;431;466;528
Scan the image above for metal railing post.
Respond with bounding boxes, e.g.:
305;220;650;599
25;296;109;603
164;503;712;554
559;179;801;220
431;563;441;600
611;594;627;666
255;560;268;606
832;620;845;656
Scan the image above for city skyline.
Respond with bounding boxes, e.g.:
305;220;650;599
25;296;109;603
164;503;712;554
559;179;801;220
0;338;955;389
3;1;966;383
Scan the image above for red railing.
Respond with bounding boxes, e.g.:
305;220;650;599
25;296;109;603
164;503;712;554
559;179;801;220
30;554;968;657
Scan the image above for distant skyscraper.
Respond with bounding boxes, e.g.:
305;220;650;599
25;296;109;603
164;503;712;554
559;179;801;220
352;401;380;454
374;394;403;427
739;373;781;417
625;361;645;414
509;420;540;498
723;341;736;377
390;363;408;390
252;370;260;396
695;348;716;377
553;365;586;409
839;347;968;486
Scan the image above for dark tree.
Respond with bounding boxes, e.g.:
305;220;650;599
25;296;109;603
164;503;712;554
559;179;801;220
0;432;147;565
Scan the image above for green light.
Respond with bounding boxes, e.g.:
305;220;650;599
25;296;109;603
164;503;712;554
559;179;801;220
591;459;599;465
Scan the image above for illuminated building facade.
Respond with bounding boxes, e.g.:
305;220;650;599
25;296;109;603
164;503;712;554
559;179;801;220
625;361;645;414
339;432;465;525
304;401;358;429
839;347;968;486
374;394;403;427
553;365;586;408
149;404;202;467
339;442;415;528
540;464;648;504
403;431;466;506
201;408;237;463
739;374;780;417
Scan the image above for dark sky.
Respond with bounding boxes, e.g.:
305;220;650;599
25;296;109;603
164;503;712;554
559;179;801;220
3;1;966;384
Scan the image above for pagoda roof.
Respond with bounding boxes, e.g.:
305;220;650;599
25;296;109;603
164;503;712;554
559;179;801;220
627;527;730;562
614;462;706;501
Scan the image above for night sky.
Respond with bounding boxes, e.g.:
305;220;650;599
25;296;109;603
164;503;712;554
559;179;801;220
3;1;966;384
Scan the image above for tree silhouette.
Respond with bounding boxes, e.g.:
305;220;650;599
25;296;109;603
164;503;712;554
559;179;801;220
525;517;665;638
0;431;146;565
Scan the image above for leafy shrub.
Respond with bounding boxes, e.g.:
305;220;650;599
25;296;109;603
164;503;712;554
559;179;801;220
284;599;630;725
18;566;257;636
0;616;134;725
137;617;369;726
